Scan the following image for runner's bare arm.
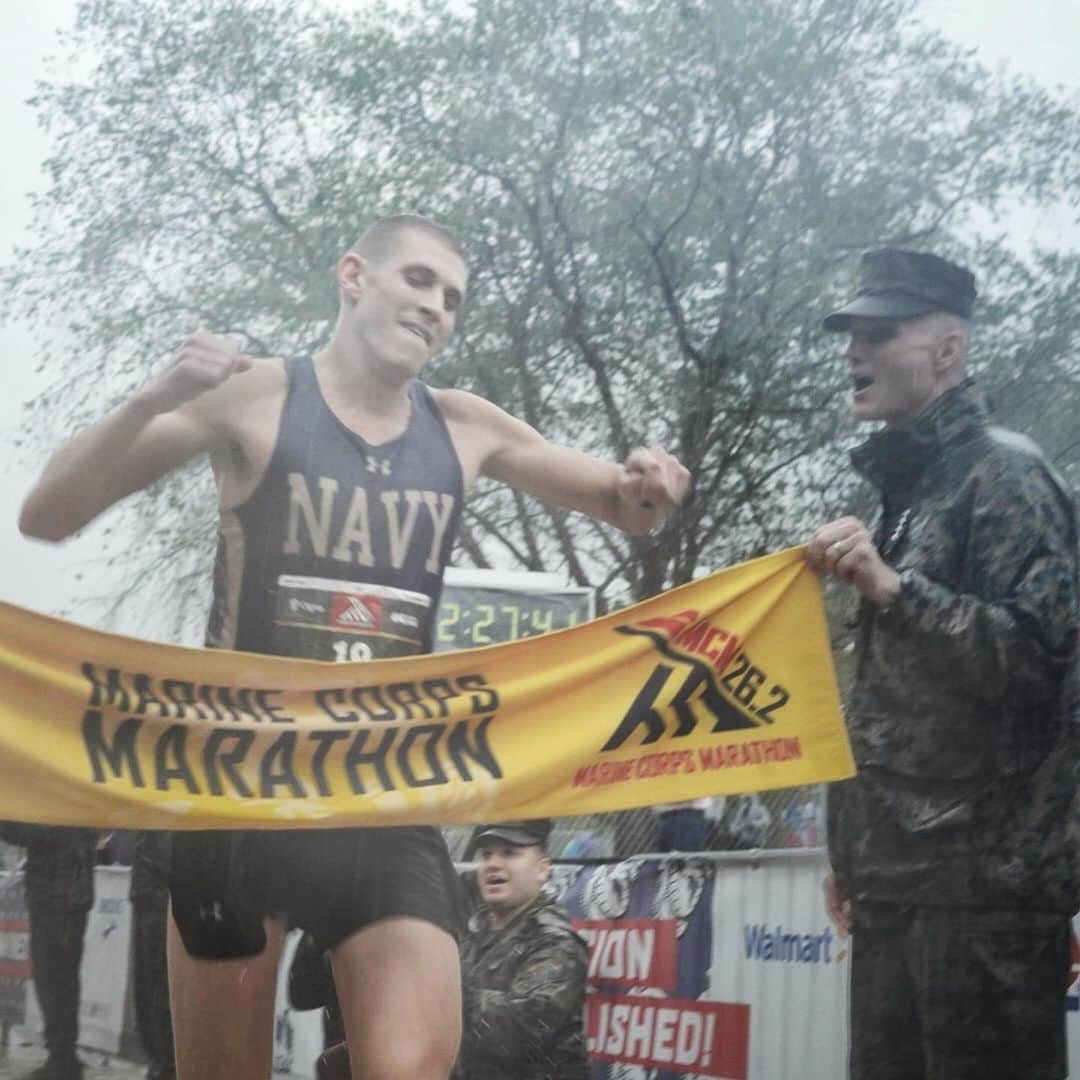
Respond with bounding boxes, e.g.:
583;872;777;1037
437;390;690;533
19;332;259;541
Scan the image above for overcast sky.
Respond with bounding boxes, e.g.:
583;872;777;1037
1;0;1079;628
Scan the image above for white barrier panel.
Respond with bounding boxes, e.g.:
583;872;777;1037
272;930;326;1079
23;866;132;1055
707;853;848;1079
80;866;133;1053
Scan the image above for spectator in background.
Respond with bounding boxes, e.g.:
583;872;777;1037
651;798;720;853
729;793;772;850
783;794;823;848
0;824;96;1080
94;832;135;867
559;830;603;860
130;833;175;1080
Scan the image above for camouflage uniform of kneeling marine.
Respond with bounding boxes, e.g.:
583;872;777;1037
456;886;588;1080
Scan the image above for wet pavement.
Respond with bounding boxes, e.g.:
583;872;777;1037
0;1031;302;1078
0;1033;144;1079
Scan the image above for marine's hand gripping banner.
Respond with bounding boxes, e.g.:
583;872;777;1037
0;547;853;828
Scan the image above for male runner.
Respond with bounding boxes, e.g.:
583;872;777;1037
20;215;690;1080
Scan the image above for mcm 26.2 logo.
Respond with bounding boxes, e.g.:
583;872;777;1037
602;609;791;751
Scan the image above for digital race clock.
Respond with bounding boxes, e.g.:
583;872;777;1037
433;569;595;652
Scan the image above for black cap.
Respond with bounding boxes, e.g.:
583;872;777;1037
823;248;977;332
472;819;552;849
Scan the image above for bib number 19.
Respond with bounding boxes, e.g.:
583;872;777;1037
331;639;373;663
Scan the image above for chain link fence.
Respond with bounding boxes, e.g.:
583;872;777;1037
443;782;826;862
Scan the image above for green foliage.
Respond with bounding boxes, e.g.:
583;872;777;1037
6;0;1079;624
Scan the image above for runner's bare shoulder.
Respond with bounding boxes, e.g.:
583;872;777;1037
428;385;485;420
427;387;512;486
182;354;289;443
189;356;289;507
429;387;525;442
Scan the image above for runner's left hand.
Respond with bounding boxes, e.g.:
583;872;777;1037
618;446;690;520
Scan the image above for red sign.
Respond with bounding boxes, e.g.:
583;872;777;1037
0;917;30;980
573;919;678;990
586;992;750;1079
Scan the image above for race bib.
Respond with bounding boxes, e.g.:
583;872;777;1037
272;574;432;661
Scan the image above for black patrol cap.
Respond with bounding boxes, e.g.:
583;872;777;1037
823;248;977;332
473;819;552;849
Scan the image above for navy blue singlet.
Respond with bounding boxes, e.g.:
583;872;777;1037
206;355;463;661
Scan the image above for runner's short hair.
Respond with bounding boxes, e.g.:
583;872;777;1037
351;214;468;266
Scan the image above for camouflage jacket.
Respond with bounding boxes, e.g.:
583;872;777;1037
0;825;97;910
455;890;589;1080
829;379;1079;913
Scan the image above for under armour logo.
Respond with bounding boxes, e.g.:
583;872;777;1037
199;900;224;923
366;456;392;475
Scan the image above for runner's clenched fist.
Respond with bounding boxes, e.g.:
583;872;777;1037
141;331;253;414
618;446;691;521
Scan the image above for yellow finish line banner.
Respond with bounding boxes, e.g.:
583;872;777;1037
0;547;853;829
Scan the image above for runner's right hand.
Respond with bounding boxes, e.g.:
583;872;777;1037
140;330;253;413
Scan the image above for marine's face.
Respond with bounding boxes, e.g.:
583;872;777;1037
477;842;550;916
844;314;950;428
349;229;468;375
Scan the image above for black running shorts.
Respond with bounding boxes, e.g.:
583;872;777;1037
169;826;462;960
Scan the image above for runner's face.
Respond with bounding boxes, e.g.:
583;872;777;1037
477;842;550;915
353;230;468;375
844;315;949;428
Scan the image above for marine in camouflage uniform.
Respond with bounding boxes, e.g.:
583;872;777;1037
810;249;1079;1080
456;820;588;1080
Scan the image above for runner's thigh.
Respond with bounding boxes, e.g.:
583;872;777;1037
332;915;461;1080
167;908;285;1080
